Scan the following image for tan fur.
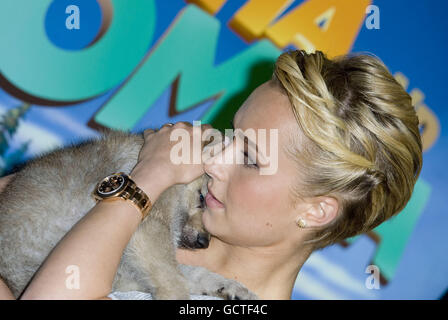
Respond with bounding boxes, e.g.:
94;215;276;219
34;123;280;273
0;130;256;300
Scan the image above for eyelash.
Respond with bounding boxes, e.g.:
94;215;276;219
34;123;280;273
243;150;258;169
229;120;258;169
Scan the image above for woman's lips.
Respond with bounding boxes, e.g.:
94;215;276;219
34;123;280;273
205;190;224;209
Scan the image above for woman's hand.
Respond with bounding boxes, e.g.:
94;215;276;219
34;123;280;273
131;121;213;195
19;122;214;299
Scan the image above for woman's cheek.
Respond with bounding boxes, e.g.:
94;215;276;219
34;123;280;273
229;178;275;224
237;178;275;211
202;207;228;237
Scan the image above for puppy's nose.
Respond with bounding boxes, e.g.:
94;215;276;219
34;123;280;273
196;233;210;248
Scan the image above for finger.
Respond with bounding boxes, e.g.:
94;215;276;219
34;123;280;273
200;124;214;146
177;121;192;127
143;129;156;137
200;123;213;130
202;135;215;148
202;130;223;149
159;122;174;130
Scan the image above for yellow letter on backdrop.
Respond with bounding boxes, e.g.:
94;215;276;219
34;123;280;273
185;0;227;15
229;0;294;42
264;0;371;57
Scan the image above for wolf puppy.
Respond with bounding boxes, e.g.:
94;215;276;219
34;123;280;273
0;130;256;299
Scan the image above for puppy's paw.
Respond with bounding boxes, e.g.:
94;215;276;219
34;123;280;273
216;281;258;300
181;264;258;300
202;278;258;300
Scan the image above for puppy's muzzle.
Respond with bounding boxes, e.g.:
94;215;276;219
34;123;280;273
196;232;210;248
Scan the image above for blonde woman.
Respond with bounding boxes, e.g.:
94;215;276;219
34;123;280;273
0;49;422;299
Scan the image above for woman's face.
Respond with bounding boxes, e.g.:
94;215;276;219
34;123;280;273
203;80;302;247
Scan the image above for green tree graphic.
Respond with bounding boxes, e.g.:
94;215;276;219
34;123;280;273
0;102;32;176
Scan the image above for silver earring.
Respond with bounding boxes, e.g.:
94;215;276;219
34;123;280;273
296;218;307;228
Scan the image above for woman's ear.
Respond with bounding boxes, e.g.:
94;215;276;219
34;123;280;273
300;196;339;228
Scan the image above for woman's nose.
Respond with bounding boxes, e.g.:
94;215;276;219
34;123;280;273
203;135;232;182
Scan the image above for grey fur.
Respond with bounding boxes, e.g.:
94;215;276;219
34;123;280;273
0;130;257;300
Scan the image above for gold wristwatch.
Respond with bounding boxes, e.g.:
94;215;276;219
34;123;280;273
93;172;152;221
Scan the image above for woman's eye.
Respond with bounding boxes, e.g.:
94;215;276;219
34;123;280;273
228;122;258;170
243;151;258;169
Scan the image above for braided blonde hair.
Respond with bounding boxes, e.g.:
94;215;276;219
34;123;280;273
272;50;423;249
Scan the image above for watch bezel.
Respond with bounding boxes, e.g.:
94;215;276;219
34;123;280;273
95;172;129;199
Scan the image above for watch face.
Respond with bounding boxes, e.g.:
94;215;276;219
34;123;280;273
97;174;127;196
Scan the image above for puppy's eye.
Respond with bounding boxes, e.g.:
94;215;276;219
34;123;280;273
198;191;205;208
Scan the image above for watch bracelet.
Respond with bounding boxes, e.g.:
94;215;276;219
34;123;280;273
93;173;153;221
122;179;152;220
